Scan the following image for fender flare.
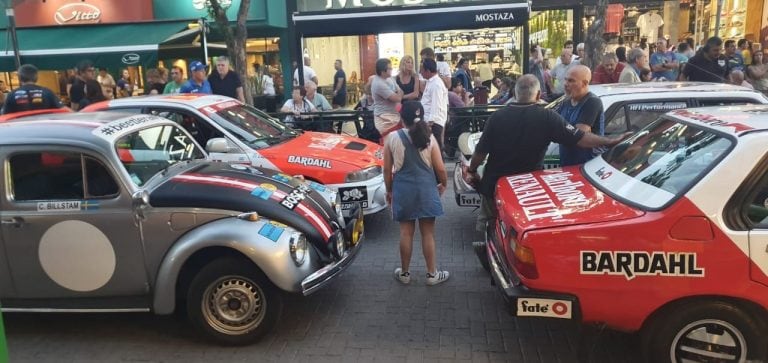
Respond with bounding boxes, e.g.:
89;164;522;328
152;217;316;315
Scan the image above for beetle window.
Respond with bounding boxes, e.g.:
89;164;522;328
10;152;84;201
85;157;119;198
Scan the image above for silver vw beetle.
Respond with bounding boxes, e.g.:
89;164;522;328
0;112;364;345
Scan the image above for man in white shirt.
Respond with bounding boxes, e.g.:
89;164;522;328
551;49;574;96
420;58;448;152
293;56;318;87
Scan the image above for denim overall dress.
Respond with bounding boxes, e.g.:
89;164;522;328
391;130;444;222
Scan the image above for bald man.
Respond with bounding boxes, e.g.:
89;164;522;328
556;64;606;166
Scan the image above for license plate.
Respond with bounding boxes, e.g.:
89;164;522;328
339;186;369;210
458;193;481;207
516;298;572;319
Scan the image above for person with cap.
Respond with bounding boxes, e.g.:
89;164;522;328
179;61;212;94
384;100;449;286
2;64;65;115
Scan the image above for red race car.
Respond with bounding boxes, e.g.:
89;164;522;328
484;105;768;362
83;95;386;215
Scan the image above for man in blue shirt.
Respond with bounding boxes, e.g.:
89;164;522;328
650;39;679;81
724;39;745;73
557;65;605;166
179;61;212;94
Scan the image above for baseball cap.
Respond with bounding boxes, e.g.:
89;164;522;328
190;61;206;72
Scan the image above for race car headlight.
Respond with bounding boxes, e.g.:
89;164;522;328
289;232;308;266
345;166;382;182
333;192;343;217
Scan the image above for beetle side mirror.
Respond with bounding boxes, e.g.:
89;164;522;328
132;190;150;208
206;138;229;153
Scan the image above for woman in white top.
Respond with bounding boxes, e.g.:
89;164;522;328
280;87;316;128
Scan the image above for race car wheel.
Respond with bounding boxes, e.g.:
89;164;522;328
642;300;767;363
187;257;282;345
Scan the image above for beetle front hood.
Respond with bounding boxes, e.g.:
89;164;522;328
495;166;645;232
150;163;338;242
264;132;382;170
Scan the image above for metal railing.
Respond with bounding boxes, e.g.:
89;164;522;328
267;105;505;146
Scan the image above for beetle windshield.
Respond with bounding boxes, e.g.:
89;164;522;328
115;124;206;186
207;103;298;148
583;117;733;209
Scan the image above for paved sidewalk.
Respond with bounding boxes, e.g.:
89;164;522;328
4;163;641;362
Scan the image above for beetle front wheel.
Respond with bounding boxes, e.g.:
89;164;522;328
186;257;282;345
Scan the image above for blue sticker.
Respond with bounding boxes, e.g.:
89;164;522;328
251;186;274;200
81;201;100;210
308;182;326;193
258;223;284;242
272;174;292;183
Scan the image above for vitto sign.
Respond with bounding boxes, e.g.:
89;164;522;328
121;53;141;65
54;3;102;25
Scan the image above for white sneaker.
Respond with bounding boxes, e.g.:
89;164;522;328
394;268;411;284
426;270;450;286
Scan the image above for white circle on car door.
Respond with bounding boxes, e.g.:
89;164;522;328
38;220;116;292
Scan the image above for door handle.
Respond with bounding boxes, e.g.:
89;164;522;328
1;217;24;228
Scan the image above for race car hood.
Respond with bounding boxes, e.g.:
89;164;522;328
149;162;339;244
263;132;382;169
495;166;645;232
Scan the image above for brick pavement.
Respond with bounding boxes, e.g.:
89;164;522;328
4;163;642;363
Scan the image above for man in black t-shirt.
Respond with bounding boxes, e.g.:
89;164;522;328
682;36;728;83
332;59;347;109
208;56;245;103
466;74;626;232
2;64;65;115
70;59;94;111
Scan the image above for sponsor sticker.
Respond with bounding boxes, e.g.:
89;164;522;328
272;173;293;184
251;185;275;200
505;171;589;221
258;223;284;242
94;115;161;140
280;184;312;210
307;136;343;150
37;200;100;212
287;156;332;169
580;251;705;280
627;102;687;112
339;186;368;210
517;298;572;319
458;193;482;207
308;181;327;193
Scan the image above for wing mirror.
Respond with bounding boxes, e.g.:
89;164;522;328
132;190;150;207
206;138;230;153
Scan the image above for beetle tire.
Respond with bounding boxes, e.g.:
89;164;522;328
641;300;767;363
186;257;282;346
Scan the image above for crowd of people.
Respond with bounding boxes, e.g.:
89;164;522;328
0;56;251;115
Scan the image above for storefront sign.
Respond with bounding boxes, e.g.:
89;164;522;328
15;0;153;27
54;3;102;25
299;0;512;12
121;53;141;65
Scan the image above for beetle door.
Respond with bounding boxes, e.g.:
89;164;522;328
0;148;148;299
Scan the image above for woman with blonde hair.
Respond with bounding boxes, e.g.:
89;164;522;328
395;55;420;101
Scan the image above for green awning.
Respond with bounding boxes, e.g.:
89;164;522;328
0;21;192;71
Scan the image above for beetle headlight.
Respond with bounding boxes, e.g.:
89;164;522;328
345;165;382;182
289;232;308;266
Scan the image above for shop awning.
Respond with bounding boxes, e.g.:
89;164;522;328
293;2;531;37
0;21;192;71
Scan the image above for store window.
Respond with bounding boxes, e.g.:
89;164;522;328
246;37;284;98
529;10;574;60
419;27;524;80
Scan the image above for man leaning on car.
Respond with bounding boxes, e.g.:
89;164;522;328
465;74;628;232
2;64;66;115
